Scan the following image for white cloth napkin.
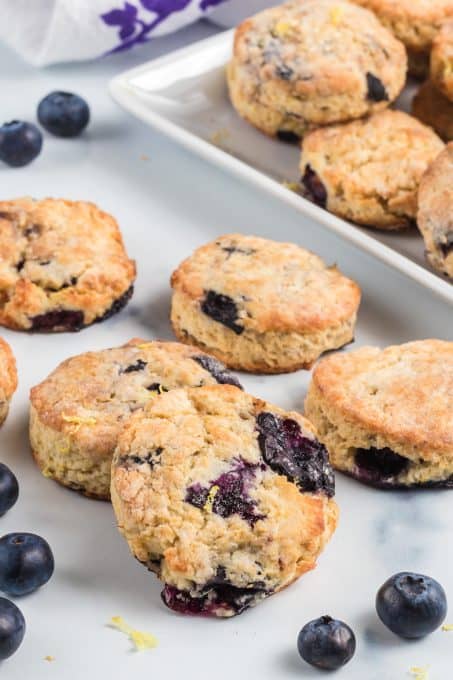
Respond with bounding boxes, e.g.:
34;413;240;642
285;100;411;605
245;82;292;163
0;0;229;66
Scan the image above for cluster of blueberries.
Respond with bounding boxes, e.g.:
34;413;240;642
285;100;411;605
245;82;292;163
298;573;448;670
0;91;90;168
0;463;54;661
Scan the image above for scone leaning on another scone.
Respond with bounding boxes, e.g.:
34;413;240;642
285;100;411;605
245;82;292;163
417;143;453;278
412;80;453;142
0;338;17;427
170;234;361;373
227;0;407;139
305;340;453;489
350;0;453;78
300;110;444;229
0;198;136;332
29;339;242;500
111;385;338;618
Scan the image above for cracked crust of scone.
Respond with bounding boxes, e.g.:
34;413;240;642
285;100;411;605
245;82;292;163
412;80;453;142
417;143;453;278
29;339;242;500
351;0;453;76
227;0;407;138
300;110;444;229
0;197;136;331
0;337;17;427
111;385;338;614
170;234;361;373
305;340;453;486
431;21;453;102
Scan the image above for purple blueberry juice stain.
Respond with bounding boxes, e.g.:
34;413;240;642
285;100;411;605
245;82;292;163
366;73;389;102
161;580;268;617
354;447;409;485
302;165;328;208
256;412;335;497
185;458;266;526
30;309;85;332
201;291;244;335
193;354;243;389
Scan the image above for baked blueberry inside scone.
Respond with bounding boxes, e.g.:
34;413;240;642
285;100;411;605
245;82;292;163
305;340;453;489
111;386;338;617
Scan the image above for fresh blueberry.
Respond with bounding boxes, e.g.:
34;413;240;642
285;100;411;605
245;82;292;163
0;533;54;597
0;121;42;167
37;91;90;138
297;616;356;670
0;598;25;660
0;465;19;517
376;572;447;639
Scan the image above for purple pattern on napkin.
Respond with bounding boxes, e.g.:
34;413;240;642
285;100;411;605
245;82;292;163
101;0;227;53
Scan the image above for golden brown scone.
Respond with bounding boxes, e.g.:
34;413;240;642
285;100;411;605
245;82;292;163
111;385;338;617
227;0;407;139
0;338;17;427
431;20;453;101
170;234;361;374
412;79;453;141
350;0;453;78
417;143;453;278
300;110;445;229
0;198;136;332
30;339;242;500
305;340;453;488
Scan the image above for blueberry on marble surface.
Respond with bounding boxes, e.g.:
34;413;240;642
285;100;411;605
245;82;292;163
297;616;356;670
0;465;19;517
0;121;42;167
38;91;90;138
201;291;244;335
0;533;54;597
0;597;25;660
376;572;447;638
256;412;335;497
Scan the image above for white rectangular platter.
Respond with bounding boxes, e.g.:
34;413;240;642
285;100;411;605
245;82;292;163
110;30;453;304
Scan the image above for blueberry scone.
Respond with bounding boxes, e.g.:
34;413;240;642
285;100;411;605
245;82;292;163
418;144;453;278
305;340;453;489
111;385;338;617
170;234;361;374
300;110;444;229
0;338;17;427
0;198;136;332
227;0;407;140
351;0;453;78
30;339;242;499
431;20;453;101
412;80;453;142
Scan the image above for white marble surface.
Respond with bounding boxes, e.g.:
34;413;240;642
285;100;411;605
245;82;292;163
0;22;451;680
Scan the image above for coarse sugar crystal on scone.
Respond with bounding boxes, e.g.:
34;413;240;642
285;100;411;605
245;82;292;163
412;79;453;142
29;339;242;500
305;340;453;489
0;338;17;427
431;20;453;102
350;0;453;78
170;234;361;374
227;0;407;139
0;198;136;332
417;143;453;278
111;385;338;618
300;110;444;229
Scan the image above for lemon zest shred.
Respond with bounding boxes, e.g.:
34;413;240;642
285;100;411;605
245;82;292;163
57;442;70;455
109;616;158;652
62;414;97;433
442;623;453;631
282;180;302;194
273;21;291;37
329;6;344;25
136;343;153;349
203;485;219;512
410;666;429;680
44;655;55;662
